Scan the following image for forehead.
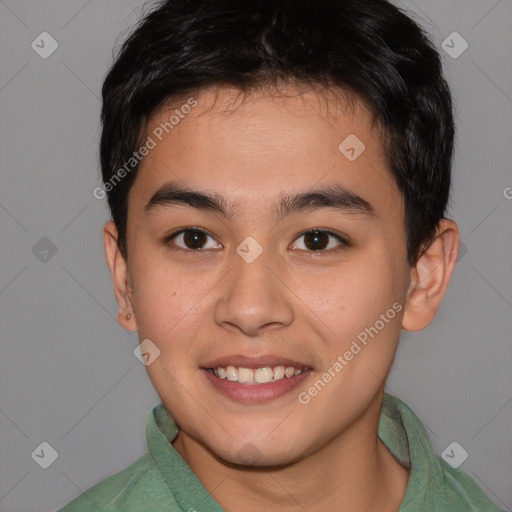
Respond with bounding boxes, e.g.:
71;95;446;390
130;85;401;217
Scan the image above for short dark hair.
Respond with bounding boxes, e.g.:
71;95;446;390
100;0;455;265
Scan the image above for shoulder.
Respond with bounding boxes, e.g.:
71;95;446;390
380;395;505;512
439;459;506;512
57;452;178;512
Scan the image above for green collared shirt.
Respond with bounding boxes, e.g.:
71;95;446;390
58;394;504;511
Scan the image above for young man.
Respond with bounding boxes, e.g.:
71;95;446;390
59;0;504;510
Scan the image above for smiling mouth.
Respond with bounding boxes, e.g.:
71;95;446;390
206;365;309;385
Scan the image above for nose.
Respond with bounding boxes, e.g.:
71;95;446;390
213;246;294;337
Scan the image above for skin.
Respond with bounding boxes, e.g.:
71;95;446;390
104;84;459;511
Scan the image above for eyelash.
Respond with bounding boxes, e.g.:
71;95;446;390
163;227;350;256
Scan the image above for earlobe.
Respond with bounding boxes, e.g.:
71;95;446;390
402;219;460;332
103;221;138;332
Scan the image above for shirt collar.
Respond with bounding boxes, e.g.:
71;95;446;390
146;404;223;511
378;393;446;510
146;393;446;511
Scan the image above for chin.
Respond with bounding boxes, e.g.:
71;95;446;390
207;437;306;469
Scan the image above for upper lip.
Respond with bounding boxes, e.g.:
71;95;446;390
201;355;310;370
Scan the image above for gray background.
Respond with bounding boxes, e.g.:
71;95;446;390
0;1;511;511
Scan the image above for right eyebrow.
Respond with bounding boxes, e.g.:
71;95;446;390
144;181;236;219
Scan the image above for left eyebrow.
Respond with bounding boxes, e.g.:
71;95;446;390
274;184;376;221
143;181;376;221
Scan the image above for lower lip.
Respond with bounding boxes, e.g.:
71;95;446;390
202;368;312;403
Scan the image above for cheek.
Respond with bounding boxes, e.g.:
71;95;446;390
129;255;207;341
299;255;405;356
294;263;382;334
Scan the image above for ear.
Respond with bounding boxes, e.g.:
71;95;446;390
103;221;138;332
402;219;460;332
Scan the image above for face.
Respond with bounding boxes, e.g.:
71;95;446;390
113;85;413;466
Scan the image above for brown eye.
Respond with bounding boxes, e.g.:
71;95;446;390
167;228;222;251
182;229;208;249
303;231;330;251
291;229;347;253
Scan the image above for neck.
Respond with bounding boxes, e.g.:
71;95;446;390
172;391;409;512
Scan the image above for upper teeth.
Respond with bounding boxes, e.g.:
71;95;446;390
213;365;304;384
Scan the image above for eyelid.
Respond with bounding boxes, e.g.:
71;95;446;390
163;227;350;254
290;228;350;252
163;226;222;253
